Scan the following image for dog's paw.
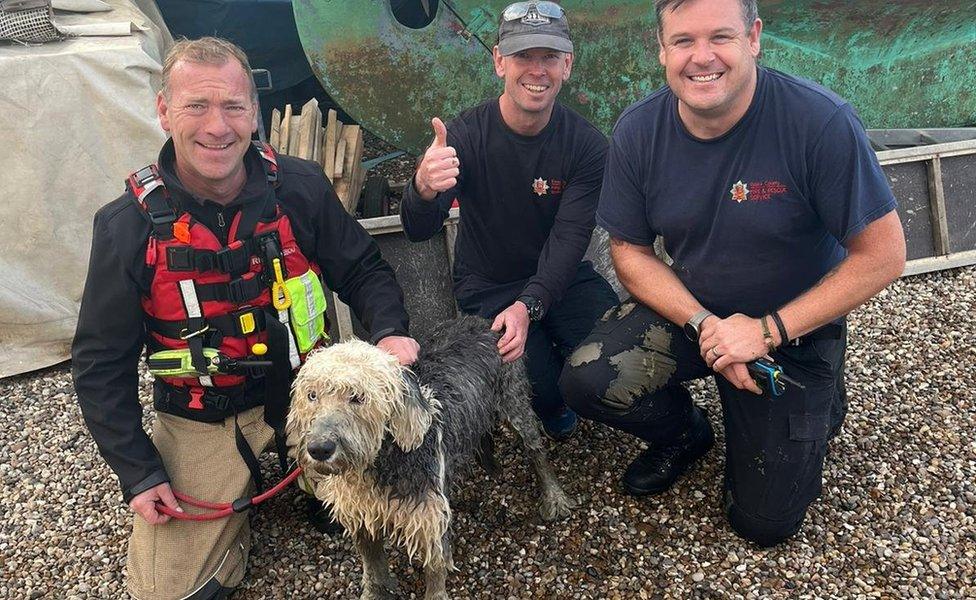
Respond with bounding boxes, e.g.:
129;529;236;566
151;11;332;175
538;485;577;521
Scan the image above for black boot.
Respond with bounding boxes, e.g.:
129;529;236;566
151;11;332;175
306;496;344;535
622;407;714;496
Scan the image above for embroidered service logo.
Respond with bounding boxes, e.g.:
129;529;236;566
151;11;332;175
532;177;550;196
730;180;749;203
522;7;551;26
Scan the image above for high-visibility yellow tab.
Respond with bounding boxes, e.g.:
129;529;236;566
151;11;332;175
239;312;256;334
271;258;292;310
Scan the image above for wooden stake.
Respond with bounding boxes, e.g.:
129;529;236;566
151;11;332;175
269;108;281;150
334;139;347;179
279;104;293;155
296;98;319;160
324;109;337;178
288;115;302;157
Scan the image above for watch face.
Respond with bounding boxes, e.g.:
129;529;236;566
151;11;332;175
683;321;699;341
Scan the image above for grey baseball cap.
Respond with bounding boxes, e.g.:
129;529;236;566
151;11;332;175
497;2;574;56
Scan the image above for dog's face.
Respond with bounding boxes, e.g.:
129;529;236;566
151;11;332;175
287;340;433;476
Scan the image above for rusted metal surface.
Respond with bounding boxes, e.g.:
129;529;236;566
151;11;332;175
293;0;976;154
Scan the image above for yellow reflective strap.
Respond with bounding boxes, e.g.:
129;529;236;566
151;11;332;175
147;348;220;378
271;258;292;310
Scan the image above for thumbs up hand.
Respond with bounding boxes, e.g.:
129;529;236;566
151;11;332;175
415;117;460;201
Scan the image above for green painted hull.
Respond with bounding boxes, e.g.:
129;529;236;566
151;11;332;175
294;0;976;154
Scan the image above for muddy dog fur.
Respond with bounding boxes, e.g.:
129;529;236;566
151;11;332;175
287;315;575;599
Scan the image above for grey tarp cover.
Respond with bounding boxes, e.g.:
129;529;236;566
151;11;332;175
0;0;171;377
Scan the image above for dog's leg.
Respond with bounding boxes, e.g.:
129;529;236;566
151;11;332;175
474;431;501;477
500;368;577;521
424;554;450;600
421;518;454;599
354;530;397;600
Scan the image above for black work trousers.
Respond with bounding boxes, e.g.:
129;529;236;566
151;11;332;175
559;299;847;547
458;264;618;420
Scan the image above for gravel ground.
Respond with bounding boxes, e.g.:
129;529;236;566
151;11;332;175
2;266;973;599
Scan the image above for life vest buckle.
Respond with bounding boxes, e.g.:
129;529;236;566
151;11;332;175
131;165;158;189
179;324;211;340
226;276;253;303
166;246;195;271
214;241;250;275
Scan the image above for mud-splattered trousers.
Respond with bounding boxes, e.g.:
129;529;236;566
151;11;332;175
560;299;847;546
457;264;618;420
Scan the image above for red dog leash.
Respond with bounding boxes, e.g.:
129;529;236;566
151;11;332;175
155;467;304;521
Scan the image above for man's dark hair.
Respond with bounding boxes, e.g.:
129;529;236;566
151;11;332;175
653;0;759;36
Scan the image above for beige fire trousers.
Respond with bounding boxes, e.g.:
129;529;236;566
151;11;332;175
127;406;275;600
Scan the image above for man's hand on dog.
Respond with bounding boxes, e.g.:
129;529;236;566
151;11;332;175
377;335;420;365
492;301;530;363
129;482;182;525
414;117;459;201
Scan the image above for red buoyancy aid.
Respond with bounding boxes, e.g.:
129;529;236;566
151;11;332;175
130;142;324;421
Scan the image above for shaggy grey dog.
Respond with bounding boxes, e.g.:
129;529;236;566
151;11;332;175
287;315;575;600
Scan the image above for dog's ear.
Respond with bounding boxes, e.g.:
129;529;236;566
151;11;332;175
388;369;434;452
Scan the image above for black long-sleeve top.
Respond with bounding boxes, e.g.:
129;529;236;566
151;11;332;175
71;141;410;502
401;99;607;317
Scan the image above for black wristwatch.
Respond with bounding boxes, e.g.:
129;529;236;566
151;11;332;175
517;295;545;322
683;309;714;341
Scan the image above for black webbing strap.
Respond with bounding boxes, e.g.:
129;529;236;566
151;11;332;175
153;381;261;422
263;311;294;475
146;308;268;341
194;275;265;304
233;191;272;244
142;187;177;240
165;242;253;276
233;411;265;492
274;429;289;477
177;280;211;374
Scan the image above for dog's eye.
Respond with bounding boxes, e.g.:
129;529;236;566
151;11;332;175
307;391;317;402
349;394;364;405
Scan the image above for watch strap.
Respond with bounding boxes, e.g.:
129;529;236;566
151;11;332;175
517;295;544;321
685;309;714;341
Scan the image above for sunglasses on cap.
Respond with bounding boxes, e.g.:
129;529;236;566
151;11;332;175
502;1;565;21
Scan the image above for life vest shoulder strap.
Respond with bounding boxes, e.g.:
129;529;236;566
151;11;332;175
253;141;278;183
127;164;177;240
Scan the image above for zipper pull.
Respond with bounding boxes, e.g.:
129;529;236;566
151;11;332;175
217;211;226;228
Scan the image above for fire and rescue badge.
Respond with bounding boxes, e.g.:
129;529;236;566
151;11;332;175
730;180;749;203
532;177;550;196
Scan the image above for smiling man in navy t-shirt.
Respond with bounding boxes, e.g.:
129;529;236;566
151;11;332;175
559;0;905;546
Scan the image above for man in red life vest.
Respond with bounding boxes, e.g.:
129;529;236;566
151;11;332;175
71;37;418;599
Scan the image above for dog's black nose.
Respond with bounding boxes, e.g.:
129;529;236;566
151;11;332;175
308;439;337;461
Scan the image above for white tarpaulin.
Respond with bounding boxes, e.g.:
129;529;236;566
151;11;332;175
0;0;171;377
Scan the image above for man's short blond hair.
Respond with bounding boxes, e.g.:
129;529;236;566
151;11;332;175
161;36;256;101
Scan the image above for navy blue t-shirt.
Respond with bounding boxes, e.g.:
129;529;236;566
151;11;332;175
597;67;897;318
